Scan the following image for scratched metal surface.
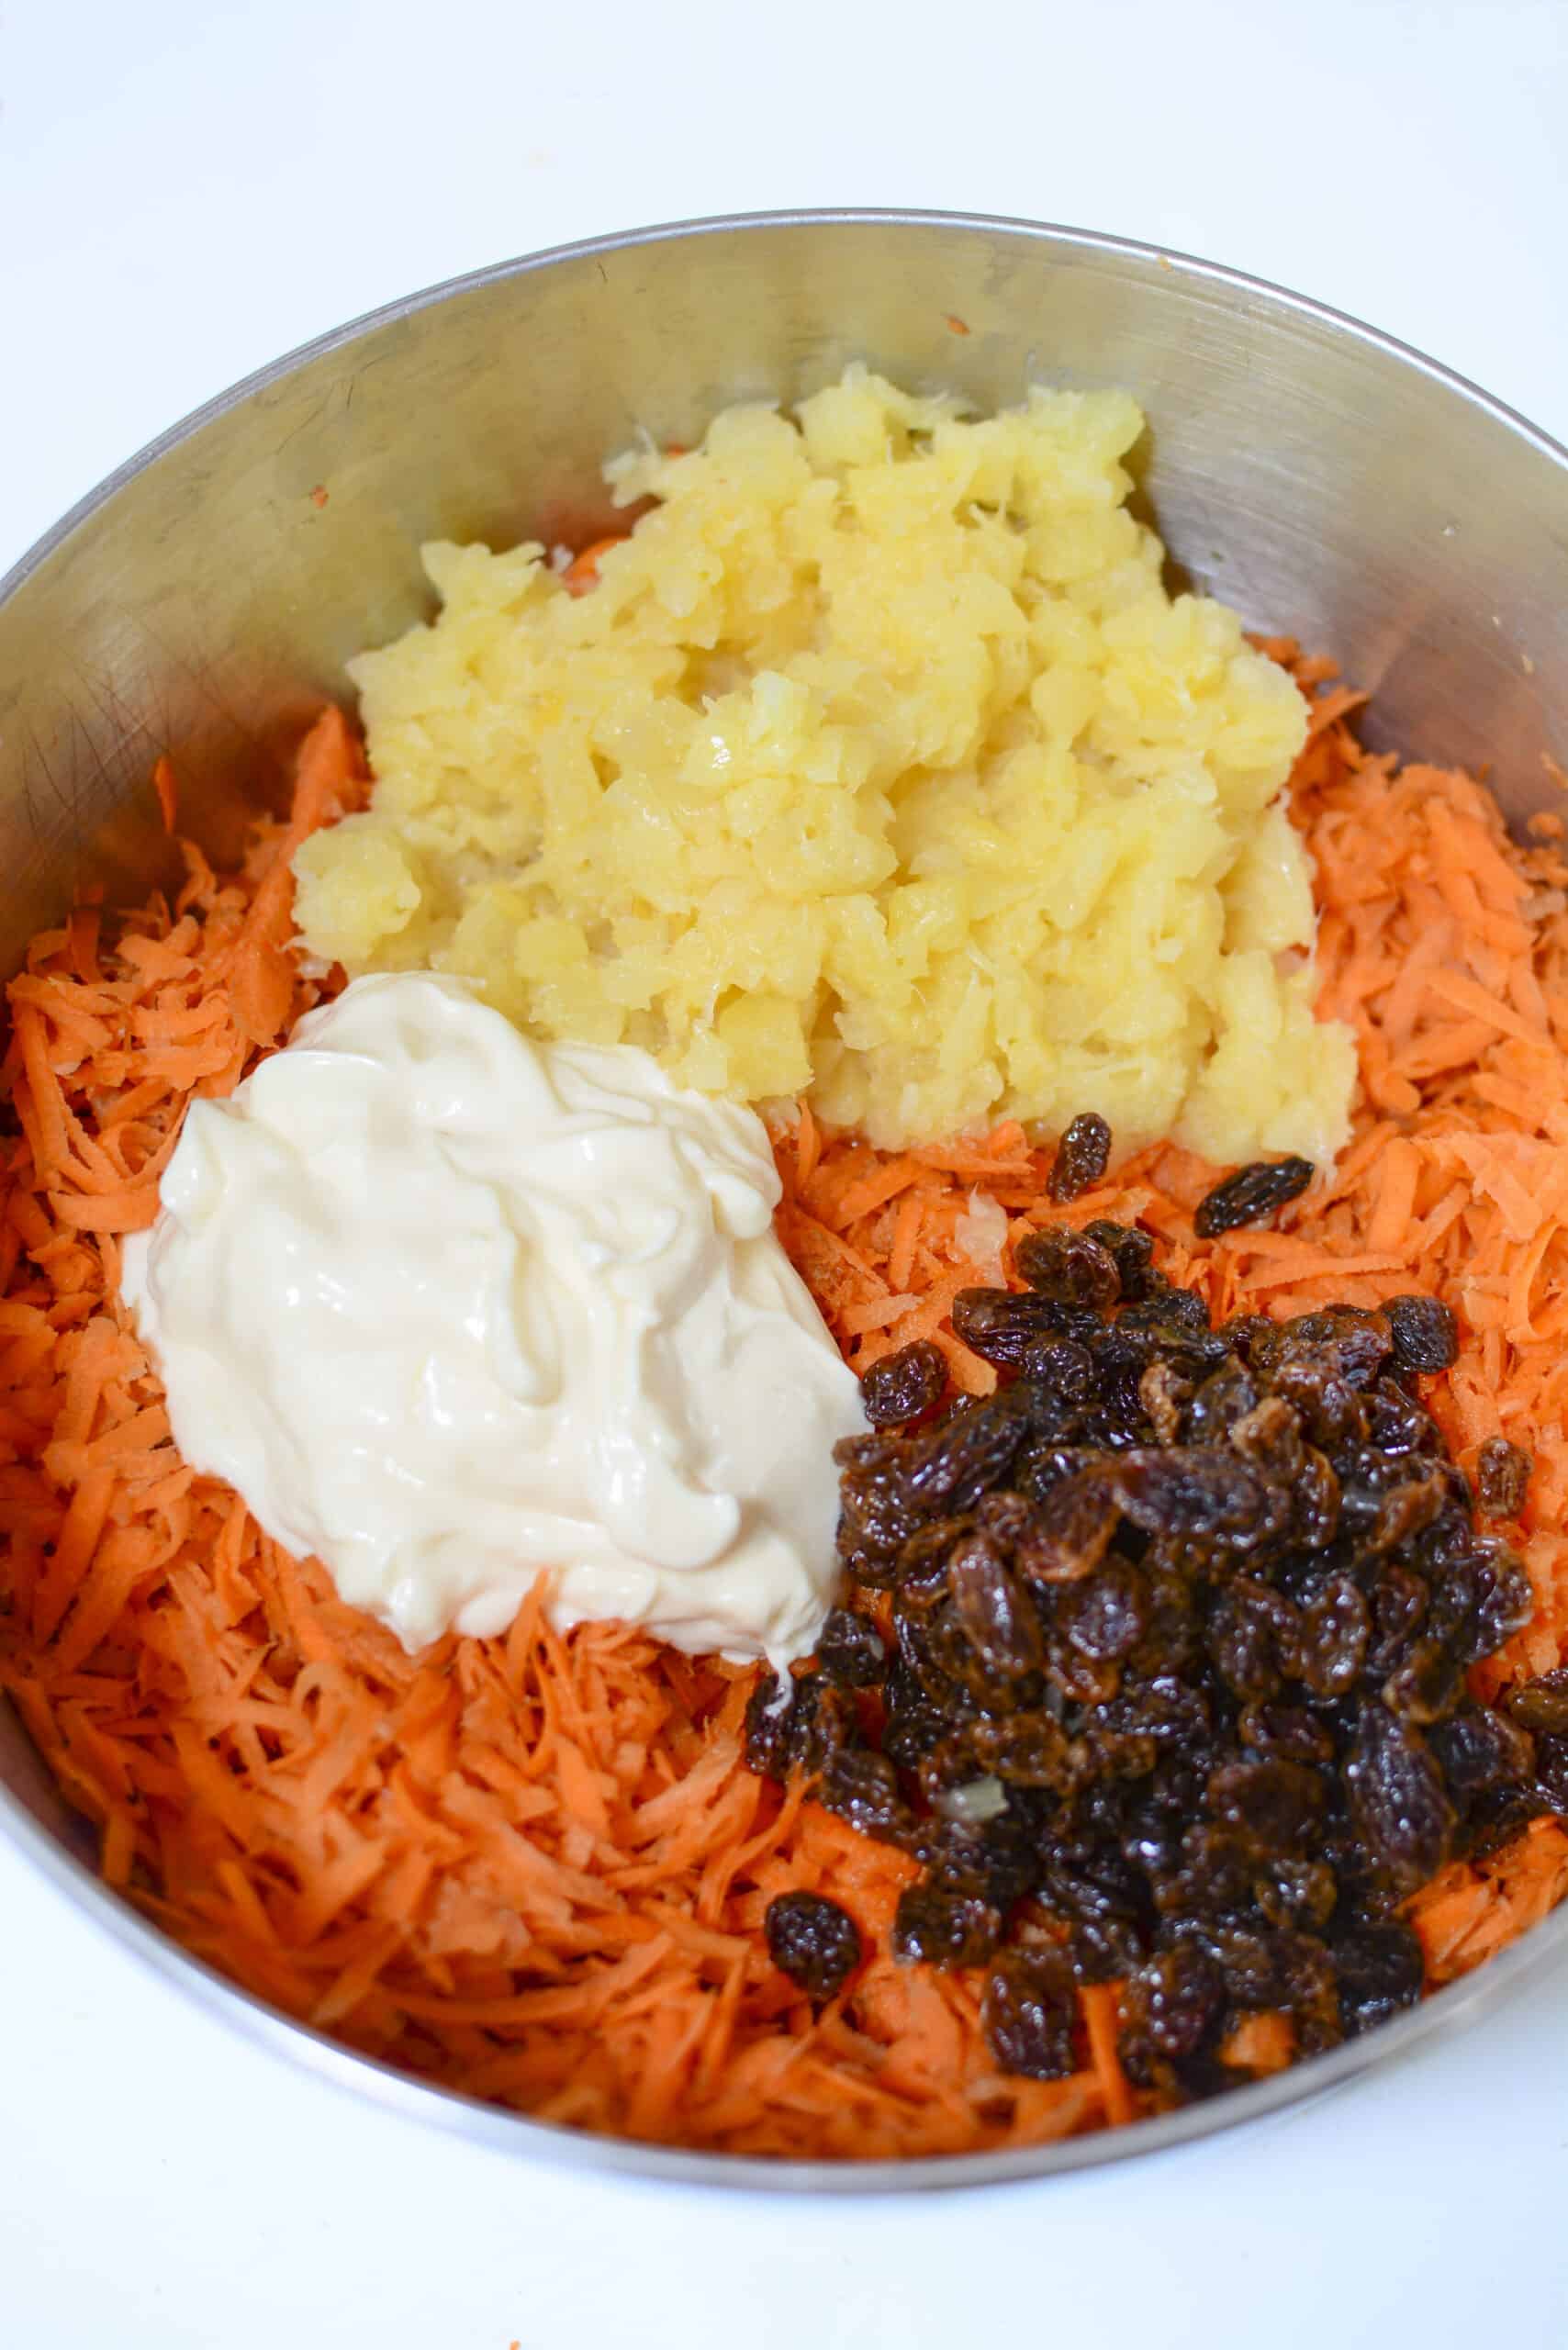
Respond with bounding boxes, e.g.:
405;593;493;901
0;212;1566;2188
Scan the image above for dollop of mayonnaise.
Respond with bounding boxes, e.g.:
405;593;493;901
121;972;865;1662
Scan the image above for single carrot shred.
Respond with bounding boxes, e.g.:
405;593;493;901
3;658;1568;2158
561;536;628;596
151;755;178;836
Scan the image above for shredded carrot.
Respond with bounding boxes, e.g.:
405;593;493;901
561;536;627;596
1220;2011;1294;2076
4;656;1568;2159
151;755;178;836
1080;1983;1135;2125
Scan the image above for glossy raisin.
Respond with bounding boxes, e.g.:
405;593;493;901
1206;1756;1326;1855
1294;1572;1369;1699
858;1339;948;1428
968;1709;1081;1792
891;1883;1003;1970
1385;1293;1460;1373
982;1945;1080;2077
1506;1669;1568;1738
819;1746;915;1843
1013;1225;1121;1310
1122;1940;1223;2061
951;1288;1070;1371
1345;1708;1453;1892
947;1533;1044;1677
1477;1437;1531;1518
903;1395;1029;1509
764;1891;861;1999
1332;1919;1424;2036
1193;1157;1315;1239
1083;1219;1157;1300
1057;1558;1149;1663
1047;1113;1113;1203
1106;1448;1282;1547
1429;1704;1535;1796
1014;1471;1120;1584
816;1606;886;1687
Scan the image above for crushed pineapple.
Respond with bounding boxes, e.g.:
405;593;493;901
293;369;1355;1159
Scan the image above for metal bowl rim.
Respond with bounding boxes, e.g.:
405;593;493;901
3;203;1566;2193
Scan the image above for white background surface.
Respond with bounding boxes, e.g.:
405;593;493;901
3;2;1566;2344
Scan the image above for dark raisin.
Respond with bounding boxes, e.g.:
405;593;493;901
858;1339;948;1428
951;1288;1071;1371
1019;1338;1096;1404
1127;1570;1203;1679
1345;1708;1453;1893
924;1600;1043;1713
1047;1113;1113;1203
1184;1359;1260;1445
1428;1704;1535;1796
1238;1702;1336;1769
1385;1293;1460;1374
882;1698;948;1769
982;1945;1079;2077
891;1882;1002;1969
1206;1757;1326;1855
1206;1580;1296;1704
1193;1157;1315;1239
1360;1384;1438;1463
764;1891;861;1999
890;1516;965;1606
947;1534;1045;1677
835;1469;923;1560
1117;1286;1214;1339
1382;1638;1465;1727
1294;1572;1369;1699
1122;1940;1223;2060
1083;1219;1157;1300
974;1488;1039;1549
1070;1913;1150;1983
1506;1669;1568;1737
1272;1360;1362;1448
1366;1474;1447;1555
1462;1543;1537;1656
1083;1724;1159;1782
1282;1306;1392;1391
1226;1395;1304;1476
1057;1557;1149;1662
1332;1919;1425;2036
1157;1826;1258;1924
745;1673;823;1778
1292;1448;1340;1549
1364;1561;1430;1671
1106;1448;1282;1548
1013;1225;1121;1310
1255;1857;1338;1933
1014;1470;1120;1584
816;1606;886;1687
1477;1436;1531;1519
903;1395;1029;1509
819;1747;913;1841
968;1709;1081;1792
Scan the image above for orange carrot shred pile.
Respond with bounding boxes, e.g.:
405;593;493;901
3;666;1567;2158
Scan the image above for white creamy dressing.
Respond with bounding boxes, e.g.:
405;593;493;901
121;972;865;1662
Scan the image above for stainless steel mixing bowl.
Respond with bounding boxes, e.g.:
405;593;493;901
2;210;1565;2191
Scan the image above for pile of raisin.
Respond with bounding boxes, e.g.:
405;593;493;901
749;1205;1560;2109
